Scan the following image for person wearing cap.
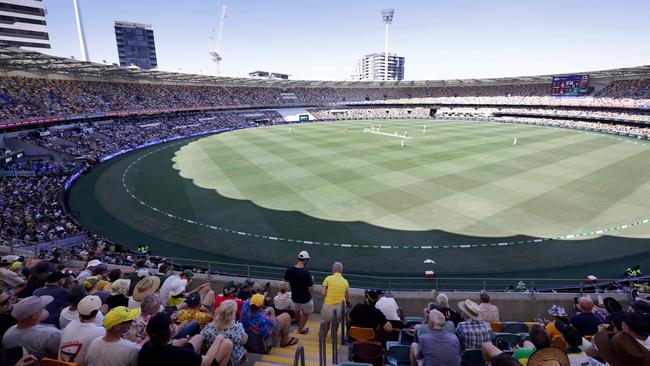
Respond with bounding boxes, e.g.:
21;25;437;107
177;292;213;328
3;295;62;359
455;299;492;351
284;250;314;335
0;255;26;293
77;259;102;282
128;275;160;309
546;304;571;341
59;285;104;329
241;293;297;350
33;270;70;327
201;299;248;365
571;297;602;337
59;295;106;365
158;269;193;307
139;312;233;366
214;281;244;318
106;278;130;311
349;289;393;334
85;306;141;366
409;309;461;366
236;278;256;301
166;277;188;307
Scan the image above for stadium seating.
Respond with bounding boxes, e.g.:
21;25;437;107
1;70;650;366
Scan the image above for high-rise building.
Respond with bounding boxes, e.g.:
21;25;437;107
0;0;50;50
114;21;157;69
351;53;405;81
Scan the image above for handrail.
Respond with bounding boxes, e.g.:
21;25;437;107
341;300;347;345
293;345;305;366
318;320;327;366
332;308;339;364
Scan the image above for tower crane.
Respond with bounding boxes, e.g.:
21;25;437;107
209;4;227;76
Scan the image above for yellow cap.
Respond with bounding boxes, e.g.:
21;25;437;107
250;293;264;308
103;306;141;330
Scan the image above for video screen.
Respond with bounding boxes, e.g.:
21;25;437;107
551;75;589;97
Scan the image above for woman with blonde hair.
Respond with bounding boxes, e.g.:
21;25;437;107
200;300;248;365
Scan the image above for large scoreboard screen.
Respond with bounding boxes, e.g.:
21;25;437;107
551;75;589;97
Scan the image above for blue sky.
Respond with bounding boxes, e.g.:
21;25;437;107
44;0;650;81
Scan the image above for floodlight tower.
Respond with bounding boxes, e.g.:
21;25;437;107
381;9;395;81
209;4;227;76
72;0;89;61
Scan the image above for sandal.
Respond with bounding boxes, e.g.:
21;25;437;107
281;337;299;347
298;327;309;335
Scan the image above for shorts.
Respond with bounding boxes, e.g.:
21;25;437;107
321;303;343;323
293;299;314;314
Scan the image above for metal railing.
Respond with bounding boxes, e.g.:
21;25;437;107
162;255;624;292
318;321;327;366
293;345;305;366
1;238;639;293
331;309;339;364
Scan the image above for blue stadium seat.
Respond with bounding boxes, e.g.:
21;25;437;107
386;343;411;366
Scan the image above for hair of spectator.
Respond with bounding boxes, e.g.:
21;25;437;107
528;325;551;349
107;268;122;282
428;309;445;330
67;285;87;307
278;282;289;293
214;299;237;330
332;262;343;273
437;293;449;308
140;294;159;314
480;290;490;303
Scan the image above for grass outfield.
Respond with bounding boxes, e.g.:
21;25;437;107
66;119;650;278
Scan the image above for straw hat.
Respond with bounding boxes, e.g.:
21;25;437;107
527;347;570;366
458;299;481;321
132;276;161;301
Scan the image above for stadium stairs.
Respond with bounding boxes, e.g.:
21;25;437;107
250;319;345;366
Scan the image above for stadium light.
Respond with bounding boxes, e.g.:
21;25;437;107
72;0;90;62
381;9;395;81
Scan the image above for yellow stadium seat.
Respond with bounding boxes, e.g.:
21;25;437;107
349;326;376;342
41;358;77;366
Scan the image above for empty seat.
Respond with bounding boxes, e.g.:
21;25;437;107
501;322;530;333
351;340;384;366
461;349;484;366
386;343;411;366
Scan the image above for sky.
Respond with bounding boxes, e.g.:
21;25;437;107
43;0;650;81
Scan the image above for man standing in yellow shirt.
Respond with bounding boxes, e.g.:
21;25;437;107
321;262;349;336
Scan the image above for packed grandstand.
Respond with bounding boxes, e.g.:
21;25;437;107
1;46;650;366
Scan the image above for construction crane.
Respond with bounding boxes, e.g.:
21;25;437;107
209;4;227;76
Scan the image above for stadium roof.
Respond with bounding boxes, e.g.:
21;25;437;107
1;46;649;88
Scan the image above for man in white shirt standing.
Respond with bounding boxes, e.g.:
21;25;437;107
85;306;141;366
375;290;401;323
59;295;106;365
